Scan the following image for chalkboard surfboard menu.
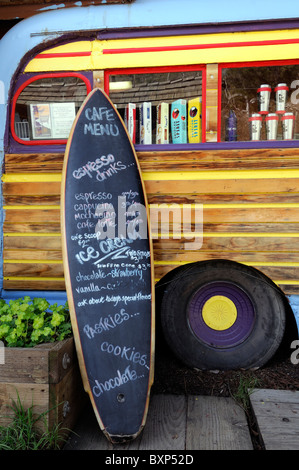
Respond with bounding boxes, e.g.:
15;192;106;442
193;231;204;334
61;88;155;443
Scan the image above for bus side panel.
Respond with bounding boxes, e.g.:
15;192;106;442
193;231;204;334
3;148;299;298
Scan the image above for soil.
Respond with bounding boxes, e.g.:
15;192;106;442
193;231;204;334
152;316;299;398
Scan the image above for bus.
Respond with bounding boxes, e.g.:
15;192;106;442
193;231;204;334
0;0;299;370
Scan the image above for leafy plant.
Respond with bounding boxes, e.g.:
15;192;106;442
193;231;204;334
0;296;72;347
0;393;68;450
232;373;260;411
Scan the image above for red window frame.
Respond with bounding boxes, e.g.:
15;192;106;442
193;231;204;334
105;65;207;143
217;59;299;142
11;72;92;146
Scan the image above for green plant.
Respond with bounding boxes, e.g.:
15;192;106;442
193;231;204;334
232;373;260;411
0;393;68;450
0;296;72;347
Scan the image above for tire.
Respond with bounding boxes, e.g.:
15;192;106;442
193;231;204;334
159;260;286;370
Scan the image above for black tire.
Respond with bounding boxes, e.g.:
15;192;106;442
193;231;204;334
159;260;286;370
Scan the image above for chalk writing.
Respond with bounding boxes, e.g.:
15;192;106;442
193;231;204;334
63;89;153;436
85;106;115;122
100;342;148;368
83;308;130;339
75;281;120;294
84;122;120;136
75;191;112;203
72;154;126;182
84;291;151;307
92;365;138;397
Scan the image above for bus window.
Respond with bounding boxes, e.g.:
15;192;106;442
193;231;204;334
11;73;91;145
107;67;204;144
220;61;299;142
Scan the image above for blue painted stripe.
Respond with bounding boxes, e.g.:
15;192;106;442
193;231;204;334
1;289;67;305
287;295;299;337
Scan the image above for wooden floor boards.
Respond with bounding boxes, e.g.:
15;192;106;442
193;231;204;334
64;394;253;450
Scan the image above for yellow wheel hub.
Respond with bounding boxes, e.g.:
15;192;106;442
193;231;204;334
202;295;237;331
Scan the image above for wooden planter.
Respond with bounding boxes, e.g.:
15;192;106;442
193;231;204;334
0;337;86;442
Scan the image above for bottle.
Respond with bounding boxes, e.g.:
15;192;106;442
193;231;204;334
226;110;237;141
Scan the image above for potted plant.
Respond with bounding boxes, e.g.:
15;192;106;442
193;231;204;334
0;296;86;444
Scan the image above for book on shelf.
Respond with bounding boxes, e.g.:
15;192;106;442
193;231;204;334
188;97;201;143
125;103;136;143
156;102;169;144
139;102;152;144
171;99;187;144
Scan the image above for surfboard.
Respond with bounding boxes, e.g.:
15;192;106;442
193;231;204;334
61;88;155;443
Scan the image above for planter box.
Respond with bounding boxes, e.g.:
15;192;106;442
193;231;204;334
0;337;86;442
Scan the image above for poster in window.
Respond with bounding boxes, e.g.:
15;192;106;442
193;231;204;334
30;102;76;139
30;103;52;139
51;102;76;139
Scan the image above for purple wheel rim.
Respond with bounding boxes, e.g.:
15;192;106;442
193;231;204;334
188;281;255;348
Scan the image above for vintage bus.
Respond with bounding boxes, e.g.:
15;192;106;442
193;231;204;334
1;0;299;370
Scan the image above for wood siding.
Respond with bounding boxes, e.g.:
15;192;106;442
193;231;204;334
3;148;299;294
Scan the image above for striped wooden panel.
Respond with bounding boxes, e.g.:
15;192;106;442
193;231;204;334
142;148;299;294
2;154;63;290
3;148;299;294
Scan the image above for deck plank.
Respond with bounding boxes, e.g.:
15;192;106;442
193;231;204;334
186;396;253;450
64;394;253;450
136;394;186;450
250;389;299;450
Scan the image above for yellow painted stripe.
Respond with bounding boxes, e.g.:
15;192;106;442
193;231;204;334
3;169;299;183
143;169;299;181
24;29;299;71
4;203;299;210
98;45;299;69
204;203;299;208
37;41;92;55
4;231;299;238
99;29;299;50
151;232;299;238
275;280;299;285
202;232;299;237
4;260;62;264
2;174;61;182
4;277;64;281
150;203;299;208
4;233;61;237
5;275;297;284
154;260;299;267
3;205;59;210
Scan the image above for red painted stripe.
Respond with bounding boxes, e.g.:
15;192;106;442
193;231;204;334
103;37;299;55
35;51;92;59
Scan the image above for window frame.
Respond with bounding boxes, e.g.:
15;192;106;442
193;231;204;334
10;72;92;146
104;64;207;144
217;58;299;143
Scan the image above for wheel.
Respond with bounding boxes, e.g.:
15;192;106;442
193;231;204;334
159;260;286;370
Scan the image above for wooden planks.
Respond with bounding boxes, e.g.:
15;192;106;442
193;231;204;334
186;395;252;450
250;389;299;450
3;154;63;289
66;390;299;451
0;338;86;437
3;148;299;293
140;149;299;293
64;394;253;450
205;64;218;142
7;148;299;173
126;394;187;450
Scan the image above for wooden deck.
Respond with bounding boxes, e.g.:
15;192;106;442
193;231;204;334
64;389;299;451
250;389;299;450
